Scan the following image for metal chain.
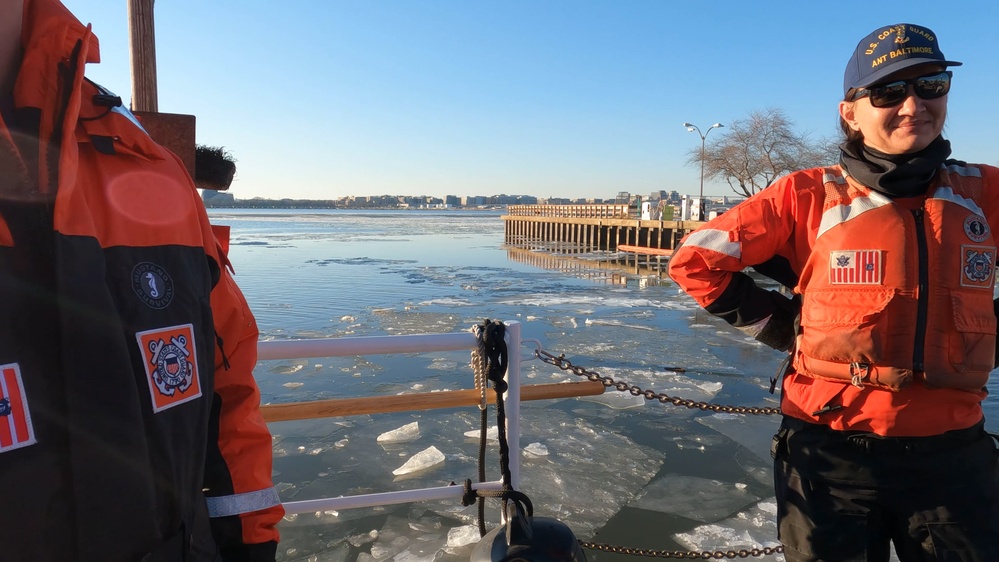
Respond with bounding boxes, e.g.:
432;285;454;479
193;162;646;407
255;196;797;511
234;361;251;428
532;346;785;558
534;349;782;415
579;541;783;559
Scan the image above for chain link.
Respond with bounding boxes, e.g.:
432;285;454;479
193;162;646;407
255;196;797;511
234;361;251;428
534;349;782;415
533;347;785;558
579;541;783;559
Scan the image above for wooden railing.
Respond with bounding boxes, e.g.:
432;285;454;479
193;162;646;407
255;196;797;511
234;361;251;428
506;204;632;219
254;322;605;514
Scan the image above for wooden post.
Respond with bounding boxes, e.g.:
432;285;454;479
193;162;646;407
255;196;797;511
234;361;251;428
127;0;158;112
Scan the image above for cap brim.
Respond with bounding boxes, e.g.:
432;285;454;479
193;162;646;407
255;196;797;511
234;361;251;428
855;58;962;90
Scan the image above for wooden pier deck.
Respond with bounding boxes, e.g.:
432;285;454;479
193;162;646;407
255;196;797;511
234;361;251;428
502;204;703;255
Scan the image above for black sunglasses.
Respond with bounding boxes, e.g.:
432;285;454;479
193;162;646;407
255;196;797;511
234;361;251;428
850;71;953;108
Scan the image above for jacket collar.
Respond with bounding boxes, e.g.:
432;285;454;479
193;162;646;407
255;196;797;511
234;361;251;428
18;0;99;111
13;0;165;197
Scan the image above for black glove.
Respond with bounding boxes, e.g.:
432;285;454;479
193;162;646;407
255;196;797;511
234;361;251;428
754;292;800;352
219;541;278;562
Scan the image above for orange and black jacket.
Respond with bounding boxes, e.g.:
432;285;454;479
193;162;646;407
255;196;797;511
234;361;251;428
668;163;999;437
0;1;282;560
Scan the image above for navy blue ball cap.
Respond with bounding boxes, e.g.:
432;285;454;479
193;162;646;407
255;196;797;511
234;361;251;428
844;23;961;97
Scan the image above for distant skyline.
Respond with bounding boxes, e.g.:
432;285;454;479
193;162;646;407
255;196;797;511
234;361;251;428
63;1;999;201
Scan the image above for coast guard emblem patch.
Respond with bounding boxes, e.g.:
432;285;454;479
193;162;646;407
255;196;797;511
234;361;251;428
0;363;36;453
135;324;202;412
829;250;881;285
961;245;995;289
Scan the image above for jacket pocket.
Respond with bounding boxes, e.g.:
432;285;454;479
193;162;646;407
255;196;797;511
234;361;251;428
925;292;997;389
799;288;895;362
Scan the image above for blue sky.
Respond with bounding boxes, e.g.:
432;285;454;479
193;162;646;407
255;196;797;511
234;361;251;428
61;0;999;201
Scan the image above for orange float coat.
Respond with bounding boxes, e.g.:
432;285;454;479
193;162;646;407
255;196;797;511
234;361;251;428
0;1;282;560
668;164;999;437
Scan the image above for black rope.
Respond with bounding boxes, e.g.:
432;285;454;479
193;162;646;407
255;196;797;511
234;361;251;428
471;319;515;536
481;488;533;517
476;400;488;535
461;479;477;507
480;320;511;488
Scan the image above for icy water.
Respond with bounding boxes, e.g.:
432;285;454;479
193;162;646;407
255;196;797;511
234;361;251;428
213;208;999;562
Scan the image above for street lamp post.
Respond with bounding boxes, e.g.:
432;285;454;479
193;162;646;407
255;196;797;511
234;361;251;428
683;122;724;220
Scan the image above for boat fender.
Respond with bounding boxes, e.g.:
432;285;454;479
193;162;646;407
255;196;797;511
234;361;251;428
469;502;586;562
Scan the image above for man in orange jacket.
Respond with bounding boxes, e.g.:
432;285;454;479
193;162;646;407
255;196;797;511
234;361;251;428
668;23;999;562
0;0;283;560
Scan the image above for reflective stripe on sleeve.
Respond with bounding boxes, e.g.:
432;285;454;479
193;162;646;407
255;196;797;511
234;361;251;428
206;487;282;518
683;229;741;259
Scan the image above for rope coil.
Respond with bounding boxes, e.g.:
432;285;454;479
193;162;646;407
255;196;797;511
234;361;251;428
469;319;519;536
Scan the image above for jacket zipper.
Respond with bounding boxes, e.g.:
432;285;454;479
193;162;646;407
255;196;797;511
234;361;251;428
912;209;928;371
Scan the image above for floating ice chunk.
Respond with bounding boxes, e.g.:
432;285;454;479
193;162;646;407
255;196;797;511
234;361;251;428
524;442;549;457
446;525;480;550
674;499;784;561
693;381;724;394
377;422;421;444
516;413;663;538
363;514;444;562
463;426;499;440
393;548;438;562
310;540;351;562
630;475;760;522
392;446;445;476
697;413;781;463
579;390;646;409
347;530;379;547
671;436;706;451
370;535;409;560
282;382;304;389
273;363;305;375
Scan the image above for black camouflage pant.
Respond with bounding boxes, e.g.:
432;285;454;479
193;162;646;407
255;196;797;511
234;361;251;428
772;416;999;562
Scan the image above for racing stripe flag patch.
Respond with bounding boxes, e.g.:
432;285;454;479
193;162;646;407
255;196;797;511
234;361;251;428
829;250;882;285
0;363;37;453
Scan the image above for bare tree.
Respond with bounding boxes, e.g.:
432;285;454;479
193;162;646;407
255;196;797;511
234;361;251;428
688;108;838;197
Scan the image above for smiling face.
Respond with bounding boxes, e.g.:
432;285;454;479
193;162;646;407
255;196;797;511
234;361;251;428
839;63;948;155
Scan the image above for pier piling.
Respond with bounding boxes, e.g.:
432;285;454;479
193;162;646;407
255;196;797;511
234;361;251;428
502;204;703;255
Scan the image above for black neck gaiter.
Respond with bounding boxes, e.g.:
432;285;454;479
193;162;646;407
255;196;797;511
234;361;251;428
839;136;952;198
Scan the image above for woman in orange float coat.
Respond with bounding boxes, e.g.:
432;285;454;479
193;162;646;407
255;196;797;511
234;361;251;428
668;23;999;562
0;0;282;560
